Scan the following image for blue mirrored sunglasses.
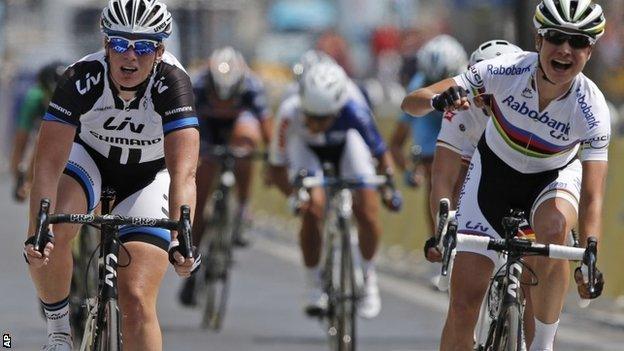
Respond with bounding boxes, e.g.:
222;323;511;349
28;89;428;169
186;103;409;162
107;36;160;56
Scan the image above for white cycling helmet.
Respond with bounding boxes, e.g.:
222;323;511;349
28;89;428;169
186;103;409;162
300;62;349;116
469;40;523;66
101;0;172;40
534;0;606;40
208;47;247;100
417;34;468;82
292;50;335;80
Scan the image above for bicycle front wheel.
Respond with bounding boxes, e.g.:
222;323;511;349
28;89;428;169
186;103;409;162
95;299;122;351
337;223;357;351
201;200;234;331
490;303;524;351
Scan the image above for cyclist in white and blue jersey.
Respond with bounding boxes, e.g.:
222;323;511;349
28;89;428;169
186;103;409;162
390;34;467;235
402;1;608;350
280;49;372;109
268;62;401;320
23;1;199;349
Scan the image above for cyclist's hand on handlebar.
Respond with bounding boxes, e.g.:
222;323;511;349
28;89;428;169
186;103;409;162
380;175;402;212
431;86;470;112
423;237;442;263
13;171;29;202
23;234;54;268
381;188;402;212
574;264;604;299
404;170;423;188
168;240;201;278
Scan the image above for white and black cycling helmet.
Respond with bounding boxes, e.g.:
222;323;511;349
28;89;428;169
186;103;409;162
300;62;349;116
533;0;606;40
292;50;335;80
469;40;523;66
101;0;172;40
417;34;468;82
208;46;247;100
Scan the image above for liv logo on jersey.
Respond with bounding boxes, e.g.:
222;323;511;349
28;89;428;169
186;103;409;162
502;95;570;138
154;77;169;94
465;221;489;233
103;117;145;133
76;72;102;95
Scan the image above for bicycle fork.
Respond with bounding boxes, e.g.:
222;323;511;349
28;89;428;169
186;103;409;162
493;256;526;350
93;223;122;349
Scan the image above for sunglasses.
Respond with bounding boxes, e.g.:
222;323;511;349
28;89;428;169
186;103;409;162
539;29;595;49
106;36;160;56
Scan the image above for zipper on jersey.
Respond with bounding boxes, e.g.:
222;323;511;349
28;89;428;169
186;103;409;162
121;97;136;111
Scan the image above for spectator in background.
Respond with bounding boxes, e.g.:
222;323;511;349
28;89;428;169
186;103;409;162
316;29;355;77
389;34;467;235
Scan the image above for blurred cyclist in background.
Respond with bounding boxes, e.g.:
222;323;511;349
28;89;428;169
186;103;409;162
179;46;272;306
389;34;467;235
10;61;66;202
425;39;523;259
267;61;401;319
280;49;371;108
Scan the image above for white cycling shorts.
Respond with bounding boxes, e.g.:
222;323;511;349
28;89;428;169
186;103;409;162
455;139;581;263
64;142;172;250
287;129;376;181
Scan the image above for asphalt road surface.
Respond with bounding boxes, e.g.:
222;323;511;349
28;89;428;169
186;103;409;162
1;178;623;350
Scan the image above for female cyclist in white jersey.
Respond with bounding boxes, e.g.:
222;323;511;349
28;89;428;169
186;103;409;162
402;1;608;350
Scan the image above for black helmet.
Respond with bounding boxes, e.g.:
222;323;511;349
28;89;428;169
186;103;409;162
38;61;67;92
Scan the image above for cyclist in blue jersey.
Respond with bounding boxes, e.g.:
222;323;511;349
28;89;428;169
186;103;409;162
268;62;401;319
402;1;608;350
390;34;467;235
194;47;271;247
23;1;200;349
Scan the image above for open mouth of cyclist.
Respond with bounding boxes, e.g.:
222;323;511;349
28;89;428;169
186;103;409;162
121;65;139;75
550;58;572;72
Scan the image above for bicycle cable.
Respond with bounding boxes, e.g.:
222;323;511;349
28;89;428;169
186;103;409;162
117;240;132;268
84;242;101;298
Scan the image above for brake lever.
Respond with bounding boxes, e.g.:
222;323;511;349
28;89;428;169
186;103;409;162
435;198;450;247
584;236;598;296
33;199;52;253
441;219;458;277
177;205;193;259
